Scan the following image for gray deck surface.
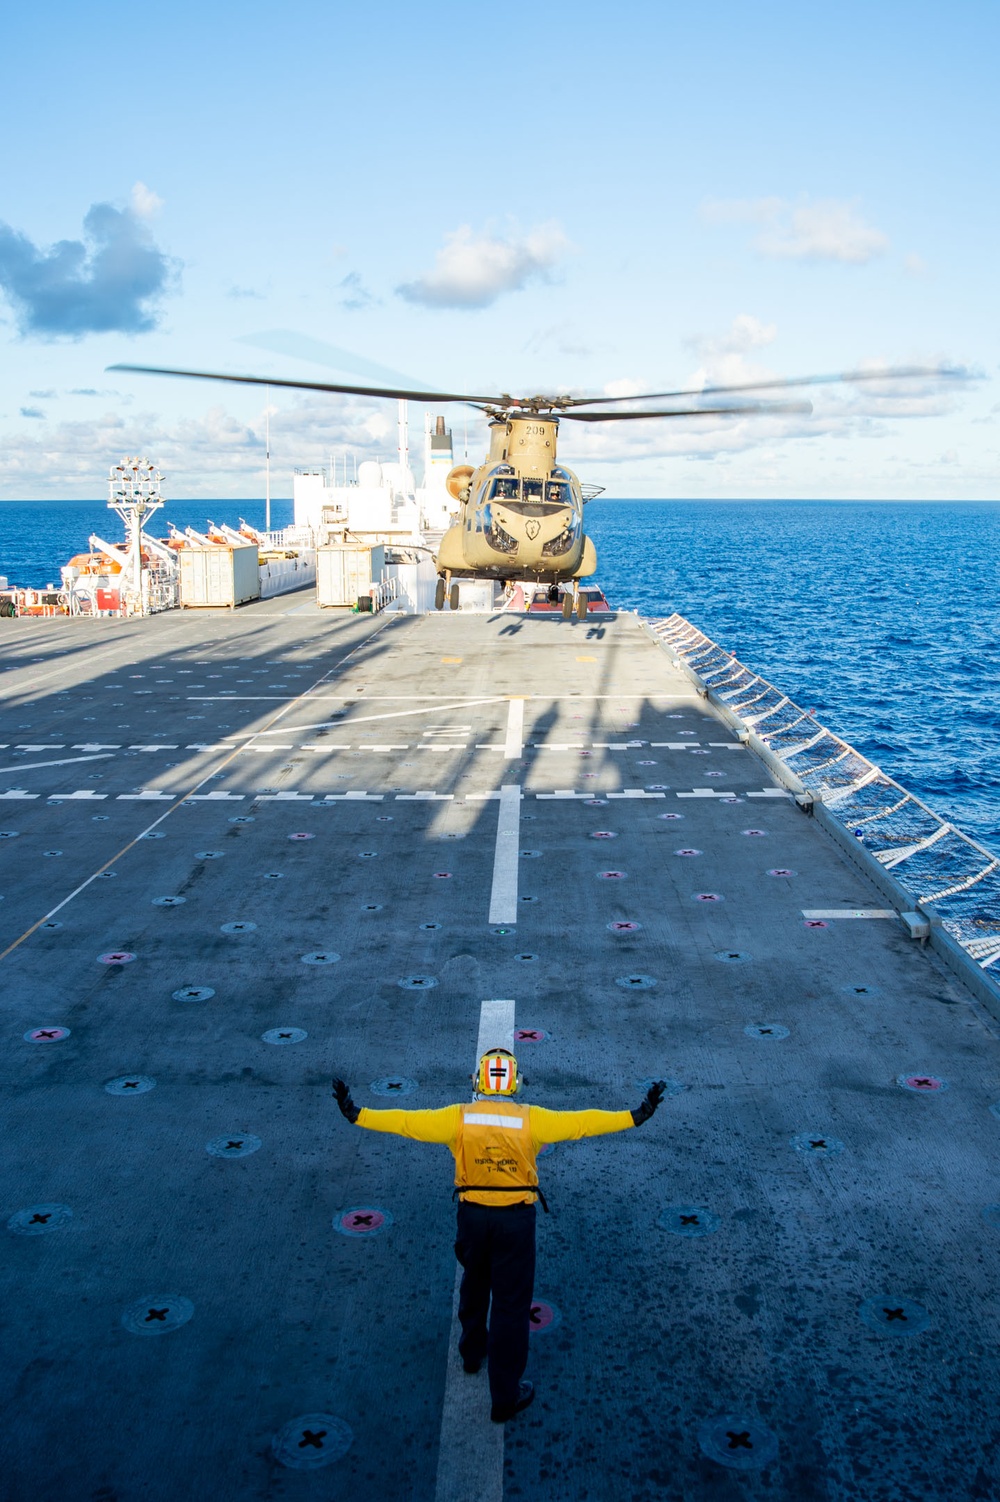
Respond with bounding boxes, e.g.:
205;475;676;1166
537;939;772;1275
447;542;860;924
2;594;999;1502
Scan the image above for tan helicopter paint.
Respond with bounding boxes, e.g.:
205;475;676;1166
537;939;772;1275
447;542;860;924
435;413;598;586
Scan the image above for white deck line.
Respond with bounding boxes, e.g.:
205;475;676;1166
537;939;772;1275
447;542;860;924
488;783;522;924
433;997;515;1502
504;698;525;760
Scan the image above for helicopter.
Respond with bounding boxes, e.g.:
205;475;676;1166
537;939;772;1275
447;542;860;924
111;359;966;620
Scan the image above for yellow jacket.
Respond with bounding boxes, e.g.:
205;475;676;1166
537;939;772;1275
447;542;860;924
356;1100;634;1206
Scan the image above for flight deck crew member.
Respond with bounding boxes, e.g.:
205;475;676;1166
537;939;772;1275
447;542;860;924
332;1051;666;1423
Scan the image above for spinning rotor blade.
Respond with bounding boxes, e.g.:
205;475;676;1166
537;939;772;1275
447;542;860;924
561;401;813;422
560;364;970;408
108;364;508;406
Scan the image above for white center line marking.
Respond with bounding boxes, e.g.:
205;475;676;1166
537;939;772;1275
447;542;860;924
434;997;515;1502
488;784;522;925
0;753;114;774
504;698;525;760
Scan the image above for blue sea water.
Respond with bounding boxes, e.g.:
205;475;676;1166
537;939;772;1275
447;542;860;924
1;496;998;851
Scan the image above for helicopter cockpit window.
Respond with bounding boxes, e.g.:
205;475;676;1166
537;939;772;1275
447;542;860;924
490;477;519;500
521;479;545;502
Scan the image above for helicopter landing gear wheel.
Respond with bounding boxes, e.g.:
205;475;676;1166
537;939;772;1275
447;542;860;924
449;583;460;611
434;577;446;610
561;591;573;621
576;592;589;620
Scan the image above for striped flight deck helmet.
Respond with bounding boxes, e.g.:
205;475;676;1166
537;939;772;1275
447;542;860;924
476;1047;519;1096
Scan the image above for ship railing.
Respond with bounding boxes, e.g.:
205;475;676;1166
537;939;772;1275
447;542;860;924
647;612;1000;977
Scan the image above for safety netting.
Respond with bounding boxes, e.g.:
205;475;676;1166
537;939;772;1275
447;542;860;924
647;614;1000;974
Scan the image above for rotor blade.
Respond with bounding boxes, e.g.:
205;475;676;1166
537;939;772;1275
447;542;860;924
561;401;813;422
235;329;436;391
558;365;971;408
108;364;507;406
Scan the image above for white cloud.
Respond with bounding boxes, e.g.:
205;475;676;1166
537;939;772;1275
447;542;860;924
685;314;777;358
129;182;163;220
904;252;928;276
397;221;570;309
701;196;889;265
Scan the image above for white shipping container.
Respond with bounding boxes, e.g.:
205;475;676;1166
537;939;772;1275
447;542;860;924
316;545;385;608
179;546;260;609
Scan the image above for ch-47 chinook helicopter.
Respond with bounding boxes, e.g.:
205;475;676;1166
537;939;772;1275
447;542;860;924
112;359;965;619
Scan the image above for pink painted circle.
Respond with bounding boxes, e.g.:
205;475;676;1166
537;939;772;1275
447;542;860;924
742;829;767;837
767;868;796;878
581;773;597;779
432;871;453;879
24;1026;71;1043
675;848;702;857
514;1027;550;1043
899;1073;947;1092
693;892;723;902
98;951;136;964
608;920;642;932
529;1299;560;1333
804;919;828;929
590;831;617;839
288;832;315;841
335;1207;390;1236
598;871;627;880
579;751;592;757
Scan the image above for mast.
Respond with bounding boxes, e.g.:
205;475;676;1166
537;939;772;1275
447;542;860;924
265;385;271;533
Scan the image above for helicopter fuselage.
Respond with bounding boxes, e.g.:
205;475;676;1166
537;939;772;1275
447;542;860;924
435;414;597;584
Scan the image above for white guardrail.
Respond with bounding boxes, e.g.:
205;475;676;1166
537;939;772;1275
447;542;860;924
647;614;1000;985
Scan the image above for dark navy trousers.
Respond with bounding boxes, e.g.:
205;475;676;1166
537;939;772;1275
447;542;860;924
455;1201;536;1407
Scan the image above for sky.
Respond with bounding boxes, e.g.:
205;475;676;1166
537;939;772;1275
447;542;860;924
0;0;997;500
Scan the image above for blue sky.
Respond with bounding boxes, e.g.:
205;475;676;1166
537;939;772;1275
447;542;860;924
1;0;997;498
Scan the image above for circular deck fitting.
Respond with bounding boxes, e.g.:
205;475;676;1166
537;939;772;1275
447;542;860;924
431;871;452;879
742;829;768;837
690;749;710;756
744;1023;790;1040
361;902;383;911
767;867;796;878
42;850;63;858
398;976;438;990
24;1026;71;1043
520;850;542;859
220;921;256;934
228;816;255;824
578;751;592;757
301;951;340;965
358;851;377;859
98;951;136;964
981;1204;1000;1227
714;949;751;963
897;1073;948;1093
39;921;62;931
658;1205;720;1238
590;830;617;839
720;797;744;804
172;986;214;1003
122;1294;194;1337
514;952;538;962
195;851;224;860
93;815;110;822
7;1203;73;1236
370;1076;419;1097
584;799;608;807
637;759;657;766
693;892;723;903
152;896;186;907
514;1027;550;1044
608;920;642;933
859;1296;931;1335
263;872;283;880
288;832;314;841
658;812;684;821
647;784;670;791
636;1078;684;1097
272;1414;353;1471
375;815;393;822
519;895;538;903
804;919;828;929
528;1299;561;1334
491;925;514;936
675;848;702;857
419;922;442;931
791;1132;844;1158
616;974;657;990
334;1207;392;1238
841;983;879;998
0;831;20;839
96;871;118;880
598;870;628;880
263;1027;307;1045
581;773;597;779
206;1134;261;1158
139;830;163;838
104;1075;156;1096
705;771;726;778
697;1416;778;1472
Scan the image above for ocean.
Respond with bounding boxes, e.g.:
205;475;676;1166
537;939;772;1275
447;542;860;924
1;496;998;851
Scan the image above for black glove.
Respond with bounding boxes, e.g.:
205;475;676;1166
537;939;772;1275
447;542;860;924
332;1077;360;1123
631;1081;666;1126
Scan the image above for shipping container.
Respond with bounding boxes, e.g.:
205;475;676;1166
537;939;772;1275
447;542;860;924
179;545;260;609
316;545;385;608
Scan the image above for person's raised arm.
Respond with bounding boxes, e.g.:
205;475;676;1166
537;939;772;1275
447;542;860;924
332;1078;459;1144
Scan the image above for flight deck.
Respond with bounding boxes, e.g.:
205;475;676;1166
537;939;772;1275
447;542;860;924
2;593;999;1501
